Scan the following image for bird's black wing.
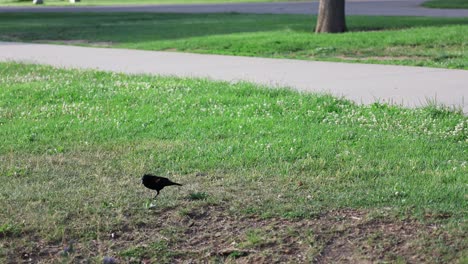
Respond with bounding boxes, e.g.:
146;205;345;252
151;177;162;184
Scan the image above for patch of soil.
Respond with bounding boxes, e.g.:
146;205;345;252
2;206;461;263
162;48;179;52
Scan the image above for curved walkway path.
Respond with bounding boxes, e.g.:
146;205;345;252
0;0;468;17
1;42;467;113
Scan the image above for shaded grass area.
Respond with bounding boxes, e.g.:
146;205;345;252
423;0;468;9
0;63;467;262
0;13;467;69
0;0;302;6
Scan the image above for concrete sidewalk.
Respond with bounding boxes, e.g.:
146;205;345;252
1;0;468;17
1;42;467;113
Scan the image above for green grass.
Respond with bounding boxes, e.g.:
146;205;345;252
0;62;467;262
0;13;467;69
0;0;302;5
423;0;468;9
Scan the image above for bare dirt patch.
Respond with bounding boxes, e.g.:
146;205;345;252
162;48;179;52
2;205;463;263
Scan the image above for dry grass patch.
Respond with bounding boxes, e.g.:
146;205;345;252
2;206;465;263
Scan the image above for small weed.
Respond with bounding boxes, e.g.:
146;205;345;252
2;167;30;178
178;208;191;217
241;229;269;248
0;223;21;238
120;246;147;258
228;250;248;258
151;240;169;252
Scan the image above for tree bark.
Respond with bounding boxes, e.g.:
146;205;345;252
315;0;346;33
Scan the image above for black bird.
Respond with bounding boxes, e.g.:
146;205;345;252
141;174;182;199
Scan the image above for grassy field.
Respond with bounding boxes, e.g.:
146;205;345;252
1;0;467;8
0;62;467;262
422;0;468;9
0;0;303;5
0;13;467;69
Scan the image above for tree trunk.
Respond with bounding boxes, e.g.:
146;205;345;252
315;0;346;33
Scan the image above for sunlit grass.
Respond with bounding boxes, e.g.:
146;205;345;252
0;62;466;262
1;61;466;217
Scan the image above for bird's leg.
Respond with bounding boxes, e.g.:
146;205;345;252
153;190;160;200
148;191;159;209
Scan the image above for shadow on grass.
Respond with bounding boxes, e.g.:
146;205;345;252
0;12;467;44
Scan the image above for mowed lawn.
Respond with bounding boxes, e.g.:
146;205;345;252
0;0;304;5
0;13;467;69
0;62;467;262
1;0;467;8
423;0;468;9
